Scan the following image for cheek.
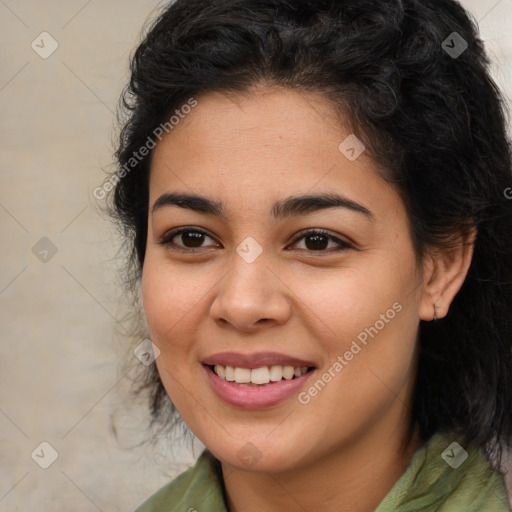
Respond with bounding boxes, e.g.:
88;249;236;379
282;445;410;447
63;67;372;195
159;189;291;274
290;242;421;390
141;254;206;351
289;252;418;340
141;257;203;411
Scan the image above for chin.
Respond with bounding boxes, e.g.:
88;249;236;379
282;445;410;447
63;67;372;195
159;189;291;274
205;434;310;473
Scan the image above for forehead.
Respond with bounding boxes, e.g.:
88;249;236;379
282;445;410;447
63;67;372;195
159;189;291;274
151;87;352;169
180;86;345;135
148;87;401;223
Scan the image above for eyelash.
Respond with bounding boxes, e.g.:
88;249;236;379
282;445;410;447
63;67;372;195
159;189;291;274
158;227;354;254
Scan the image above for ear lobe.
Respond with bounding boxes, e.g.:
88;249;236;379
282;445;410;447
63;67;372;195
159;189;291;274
419;227;477;321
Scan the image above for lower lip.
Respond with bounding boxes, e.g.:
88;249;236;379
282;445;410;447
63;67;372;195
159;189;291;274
203;365;315;409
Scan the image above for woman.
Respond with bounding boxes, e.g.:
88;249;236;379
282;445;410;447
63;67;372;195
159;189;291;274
106;0;512;510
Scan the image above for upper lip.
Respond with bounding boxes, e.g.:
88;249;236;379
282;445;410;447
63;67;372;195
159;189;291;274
202;351;316;369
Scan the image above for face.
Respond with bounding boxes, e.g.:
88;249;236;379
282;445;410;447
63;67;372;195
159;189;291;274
142;87;426;472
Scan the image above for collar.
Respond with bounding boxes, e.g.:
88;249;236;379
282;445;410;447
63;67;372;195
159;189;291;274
135;430;510;511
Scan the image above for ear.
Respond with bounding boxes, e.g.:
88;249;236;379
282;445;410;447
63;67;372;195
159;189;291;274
419;227;477;321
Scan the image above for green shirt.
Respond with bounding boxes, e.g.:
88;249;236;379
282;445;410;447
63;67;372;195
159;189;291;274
134;430;510;511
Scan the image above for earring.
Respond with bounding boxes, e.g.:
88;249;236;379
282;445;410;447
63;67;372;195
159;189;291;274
433;303;438;321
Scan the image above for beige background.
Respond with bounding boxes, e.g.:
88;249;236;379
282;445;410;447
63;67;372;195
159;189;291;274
0;1;511;510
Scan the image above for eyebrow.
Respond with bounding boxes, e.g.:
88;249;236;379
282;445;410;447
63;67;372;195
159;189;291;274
151;192;374;221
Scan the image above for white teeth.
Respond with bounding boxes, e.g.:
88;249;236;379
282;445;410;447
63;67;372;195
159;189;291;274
251;367;270;384
214;365;225;379
225;366;235;381
282;366;295;380
269;365;283;381
234;367;251;383
213;364;311;384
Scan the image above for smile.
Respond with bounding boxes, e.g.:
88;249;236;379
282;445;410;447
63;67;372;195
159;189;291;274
203;364;316;409
211;364;313;385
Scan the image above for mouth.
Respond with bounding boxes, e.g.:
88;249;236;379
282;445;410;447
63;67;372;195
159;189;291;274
207;364;315;386
201;353;318;409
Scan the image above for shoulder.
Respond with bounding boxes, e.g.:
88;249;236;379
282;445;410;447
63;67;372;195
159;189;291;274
376;429;511;511
133;449;227;512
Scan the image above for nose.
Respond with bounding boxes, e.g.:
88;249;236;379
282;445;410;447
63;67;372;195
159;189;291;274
209;255;291;333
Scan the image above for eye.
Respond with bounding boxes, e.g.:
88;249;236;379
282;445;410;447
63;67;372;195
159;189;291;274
288;229;354;253
158;227;354;254
158;227;219;252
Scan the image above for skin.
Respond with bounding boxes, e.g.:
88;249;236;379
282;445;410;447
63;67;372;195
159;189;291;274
142;86;475;512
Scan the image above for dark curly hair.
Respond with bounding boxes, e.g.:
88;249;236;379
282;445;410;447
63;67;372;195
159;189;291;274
105;0;512;469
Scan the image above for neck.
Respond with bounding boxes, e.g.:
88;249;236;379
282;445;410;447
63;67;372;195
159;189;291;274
221;411;421;512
